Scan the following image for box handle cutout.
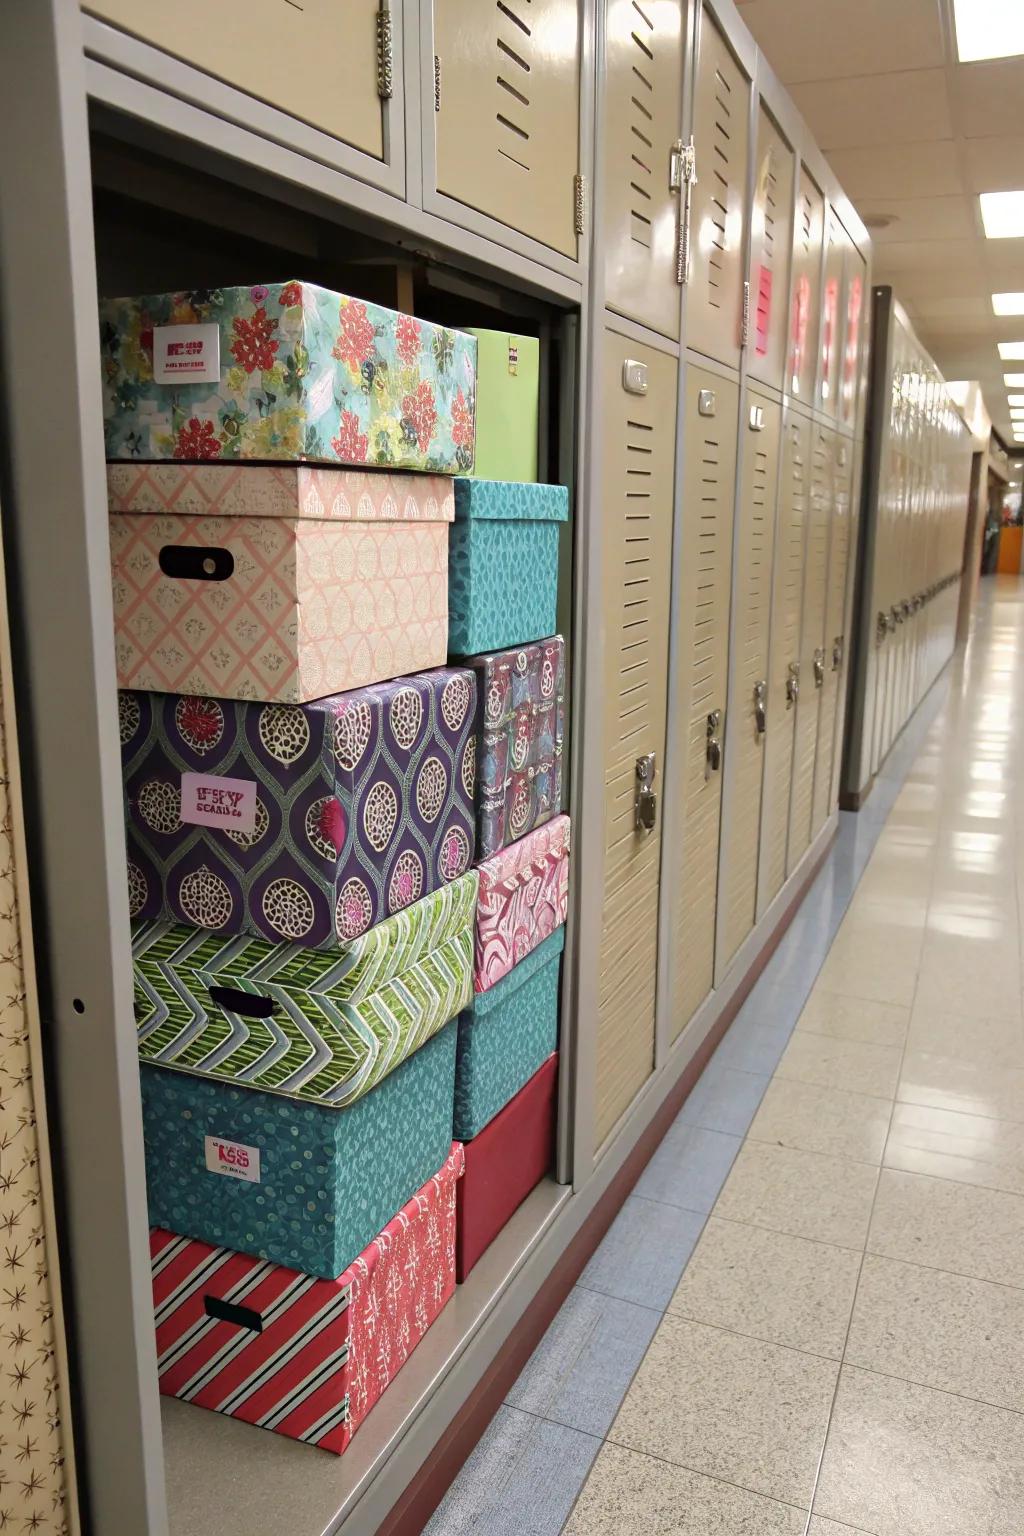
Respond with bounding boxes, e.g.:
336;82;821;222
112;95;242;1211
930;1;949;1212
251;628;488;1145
204;1295;264;1333
159;545;235;582
208;986;276;1020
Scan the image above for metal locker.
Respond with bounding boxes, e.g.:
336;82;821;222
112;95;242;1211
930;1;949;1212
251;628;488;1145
86;0;387;159
669;366;738;1038
787;165;824;405
811;433;853;838
787;421;833;872
685;10;750;369
757;407;810;917
839;239;867;432
433;0;581;258
594;333;676;1145
603;0;686;339
818;207;845;418
747;104;795;393
716;388;781;979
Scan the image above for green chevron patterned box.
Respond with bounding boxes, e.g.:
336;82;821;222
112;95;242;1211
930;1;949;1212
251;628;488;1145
133;873;476;1107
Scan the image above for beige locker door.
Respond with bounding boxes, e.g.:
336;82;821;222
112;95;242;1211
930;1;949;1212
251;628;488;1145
595;334;676;1145
757;407;809;916
86;0;385;158
604;0;685;339
787;166;824;406
670;367;738;1039
840;240;867;433
747;105;794;393
811;435;853;838
685;12;750;369
717;389;781;979
787;421;833;872
433;0;580;257
818;207;845;418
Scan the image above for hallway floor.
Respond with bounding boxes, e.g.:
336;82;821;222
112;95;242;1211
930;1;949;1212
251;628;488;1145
428;577;1024;1536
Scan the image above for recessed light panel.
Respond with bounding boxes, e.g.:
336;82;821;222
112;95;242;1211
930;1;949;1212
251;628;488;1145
994;294;1024;315
1005;374;1024;386
954;0;1024;62
1009;395;1024;405
999;342;1024;360
982;192;1024;239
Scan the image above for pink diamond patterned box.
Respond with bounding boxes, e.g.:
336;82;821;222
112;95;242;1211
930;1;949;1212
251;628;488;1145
474;815;570;993
150;1142;463;1456
108;463;454;703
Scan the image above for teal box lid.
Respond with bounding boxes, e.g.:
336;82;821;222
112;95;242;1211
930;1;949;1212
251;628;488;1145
473;926;565;1019
454;479;569;524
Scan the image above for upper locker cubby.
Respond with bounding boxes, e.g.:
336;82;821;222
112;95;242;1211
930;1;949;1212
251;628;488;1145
85;0;396;181
787;164;824;405
432;0;582;260
603;0;686;339
747;103;794;394
818;205;845;419
685;8;751;370
840;233;868;433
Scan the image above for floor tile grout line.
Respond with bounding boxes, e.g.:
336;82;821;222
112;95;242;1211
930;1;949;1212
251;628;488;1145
659;1306;849;1366
837;1357;1024;1421
598;1433;812;1517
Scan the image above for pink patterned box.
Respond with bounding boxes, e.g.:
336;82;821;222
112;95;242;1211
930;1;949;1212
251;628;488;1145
108;462;454;703
474;814;570;993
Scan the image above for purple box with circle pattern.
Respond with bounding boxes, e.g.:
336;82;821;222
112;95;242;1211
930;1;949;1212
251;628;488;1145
120;670;476;951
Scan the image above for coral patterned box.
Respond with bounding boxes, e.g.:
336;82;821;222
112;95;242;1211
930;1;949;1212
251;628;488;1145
100;282;477;473
474;815;570;993
121;670;476;951
150;1142;464;1455
466;636;565;857
108;462;454;704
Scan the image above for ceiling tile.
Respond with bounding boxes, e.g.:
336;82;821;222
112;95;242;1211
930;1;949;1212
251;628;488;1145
855;195;975;243
733;0;944;83
790;70;952;149
824;142;962;200
872;238;982;274
906;296;992;320
952;59;1024;139
962;136;1024;193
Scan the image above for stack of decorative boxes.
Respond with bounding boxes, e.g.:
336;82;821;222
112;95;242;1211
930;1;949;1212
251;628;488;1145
100;284;570;1451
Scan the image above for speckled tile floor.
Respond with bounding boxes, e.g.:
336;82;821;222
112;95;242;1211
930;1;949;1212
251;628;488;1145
427;579;1024;1536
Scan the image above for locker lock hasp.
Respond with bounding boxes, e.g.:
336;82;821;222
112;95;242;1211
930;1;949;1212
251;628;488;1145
705;710;723;780
634;752;657;832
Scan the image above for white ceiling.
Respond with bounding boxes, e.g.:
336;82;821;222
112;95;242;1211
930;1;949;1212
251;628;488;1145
736;0;1024;446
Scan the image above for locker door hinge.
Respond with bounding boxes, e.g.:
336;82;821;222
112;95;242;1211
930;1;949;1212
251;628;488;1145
676;136;697;285
741;280;751;347
433;55;442;112
376;6;394;100
573;175;588;238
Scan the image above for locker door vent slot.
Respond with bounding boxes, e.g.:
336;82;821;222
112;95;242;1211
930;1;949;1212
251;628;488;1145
708;68;733;309
628;0;657;248
495;4;534;172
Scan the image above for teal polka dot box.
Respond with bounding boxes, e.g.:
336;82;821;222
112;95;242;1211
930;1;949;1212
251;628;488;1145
447;479;569;655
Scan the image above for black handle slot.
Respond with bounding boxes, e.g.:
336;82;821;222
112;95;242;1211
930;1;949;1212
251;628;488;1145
208;986;276;1020
159;545;235;582
204;1295;263;1333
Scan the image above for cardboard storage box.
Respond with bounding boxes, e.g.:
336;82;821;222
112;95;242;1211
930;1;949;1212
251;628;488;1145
121;668;476;949
466;329;539;483
151;1142;464;1455
141;1017;458;1279
456;1055;556;1282
108;462;454;703
465;636;565;857
134;872;476;1106
475;815;570;993
447;479;568;654
100;282;477;473
455;927;563;1140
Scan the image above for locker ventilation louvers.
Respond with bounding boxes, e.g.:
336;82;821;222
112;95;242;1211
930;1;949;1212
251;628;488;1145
707;67;733;311
628;0;656;249
495;0;535;173
756;150;779;355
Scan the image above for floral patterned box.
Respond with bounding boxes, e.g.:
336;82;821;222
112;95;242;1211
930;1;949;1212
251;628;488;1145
121;669;476;951
455;927;562;1140
100;282;476;473
465;636;565;857
134;872;475;1107
142;1017;458;1278
475;815;570;993
150;1142;464;1455
448;479;568;655
108;462;454;703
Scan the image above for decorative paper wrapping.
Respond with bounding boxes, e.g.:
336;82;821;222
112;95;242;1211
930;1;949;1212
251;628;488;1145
133;872;476;1107
121;669;476;951
455;927;563;1140
474;815;570;993
465;329;539;483
456;1055;556;1282
108;462;454;703
100;282;477;473
141;1018;458;1278
150;1142;464;1455
447;479;568;655
465;636;565;856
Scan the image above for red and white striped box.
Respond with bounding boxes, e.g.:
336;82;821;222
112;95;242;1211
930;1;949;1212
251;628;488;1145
150;1141;463;1454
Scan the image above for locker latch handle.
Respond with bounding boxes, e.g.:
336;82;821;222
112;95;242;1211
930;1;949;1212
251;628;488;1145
832;635;843;671
634;752;658;833
786;662;800;708
891;604;903;627
669;138;685;194
813;648;825;688
876;611;889;645
705;710;723;780
753;681;767;736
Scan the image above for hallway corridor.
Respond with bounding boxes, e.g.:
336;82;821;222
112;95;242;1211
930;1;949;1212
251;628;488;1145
429;576;1024;1535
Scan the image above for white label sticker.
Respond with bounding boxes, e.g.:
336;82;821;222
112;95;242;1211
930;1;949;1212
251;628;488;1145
205;1136;261;1183
153;322;221;384
180;772;257;835
306;367;336;423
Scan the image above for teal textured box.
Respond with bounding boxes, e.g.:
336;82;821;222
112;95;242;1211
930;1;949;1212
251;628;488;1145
140;1019;457;1279
454;928;563;1140
448;480;569;655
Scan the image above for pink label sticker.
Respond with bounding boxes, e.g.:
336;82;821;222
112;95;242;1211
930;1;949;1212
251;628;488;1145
181;772;257;835
204;1136;260;1184
153;322;221;383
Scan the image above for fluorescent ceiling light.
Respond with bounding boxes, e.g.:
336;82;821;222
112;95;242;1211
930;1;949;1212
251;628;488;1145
954;0;1024;62
1008;394;1024;405
1005;374;1024;386
1010;408;1024;418
981;192;1024;239
999;341;1024;359
994;293;1024;315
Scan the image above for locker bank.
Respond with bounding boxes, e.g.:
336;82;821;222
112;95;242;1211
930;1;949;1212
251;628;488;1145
0;1;1010;1533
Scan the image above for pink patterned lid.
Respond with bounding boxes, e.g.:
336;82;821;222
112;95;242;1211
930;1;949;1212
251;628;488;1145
107;462;455;523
